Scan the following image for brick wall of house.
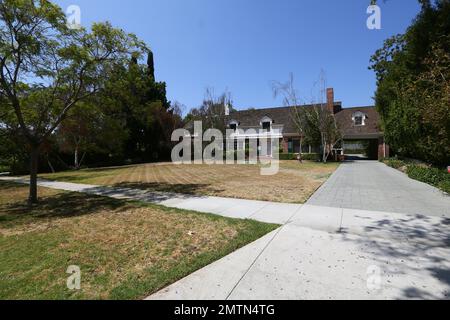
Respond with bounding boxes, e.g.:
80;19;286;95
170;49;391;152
327;88;334;114
378;137;390;159
282;138;289;153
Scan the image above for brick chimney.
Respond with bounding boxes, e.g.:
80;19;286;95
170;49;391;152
326;88;334;114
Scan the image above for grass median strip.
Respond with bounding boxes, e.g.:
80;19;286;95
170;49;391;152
0;182;278;300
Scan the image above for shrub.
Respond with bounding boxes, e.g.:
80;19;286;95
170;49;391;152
302;153;320;161
279;153;297;160
383;157;450;194
384;158;407;169
438;180;450;194
406;165;448;186
406;165;450;193
278;153;323;162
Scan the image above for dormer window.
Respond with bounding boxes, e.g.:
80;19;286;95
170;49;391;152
352;112;367;126
260;116;272;131
354;116;363;126
228;120;239;131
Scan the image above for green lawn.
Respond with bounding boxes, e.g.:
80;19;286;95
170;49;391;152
0;182;278;300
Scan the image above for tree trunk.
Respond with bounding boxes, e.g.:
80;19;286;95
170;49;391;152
299;137;303;163
322;135;328;163
79;152;86;168
73;147;78;170
28;144;39;205
47;156;55;173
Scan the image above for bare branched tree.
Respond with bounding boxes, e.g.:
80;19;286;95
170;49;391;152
272;73;306;161
187;88;233;132
273;72;342;163
308;71;342;162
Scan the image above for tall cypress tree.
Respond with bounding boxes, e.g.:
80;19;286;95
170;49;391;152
147;50;155;80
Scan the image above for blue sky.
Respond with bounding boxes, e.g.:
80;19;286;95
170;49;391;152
54;0;421;113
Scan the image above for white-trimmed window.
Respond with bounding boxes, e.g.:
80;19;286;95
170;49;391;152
260;116;272;131
228;120;239;131
352;112;367;126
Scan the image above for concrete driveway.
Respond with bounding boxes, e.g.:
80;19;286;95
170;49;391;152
308;161;450;217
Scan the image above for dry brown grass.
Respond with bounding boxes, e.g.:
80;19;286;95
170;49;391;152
0;182;277;300
41;161;339;203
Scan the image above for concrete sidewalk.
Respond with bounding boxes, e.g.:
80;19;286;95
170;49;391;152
148;205;450;300
0;176;301;225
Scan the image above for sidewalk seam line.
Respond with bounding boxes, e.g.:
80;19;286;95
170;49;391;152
225;225;284;300
247;203;270;220
339;208;344;232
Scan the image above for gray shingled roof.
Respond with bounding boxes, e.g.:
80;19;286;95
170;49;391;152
227;106;299;133
227;104;382;137
334;106;383;138
185;104;383;138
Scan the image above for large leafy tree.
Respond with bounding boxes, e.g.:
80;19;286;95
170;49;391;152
104;52;177;163
56;101;126;169
370;0;450;165
0;0;146;203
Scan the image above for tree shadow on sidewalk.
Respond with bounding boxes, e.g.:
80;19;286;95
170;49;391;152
339;213;450;299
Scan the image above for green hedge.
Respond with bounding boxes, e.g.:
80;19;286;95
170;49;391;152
279;153;320;161
302;153;320;161
383;158;450;194
406;165;450;193
438;180;450;194
279;153;297;160
384;158;407;169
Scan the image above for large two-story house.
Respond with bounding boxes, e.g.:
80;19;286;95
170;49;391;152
225;88;389;160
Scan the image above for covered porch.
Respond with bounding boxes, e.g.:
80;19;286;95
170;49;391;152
281;134;389;161
342;134;389;160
